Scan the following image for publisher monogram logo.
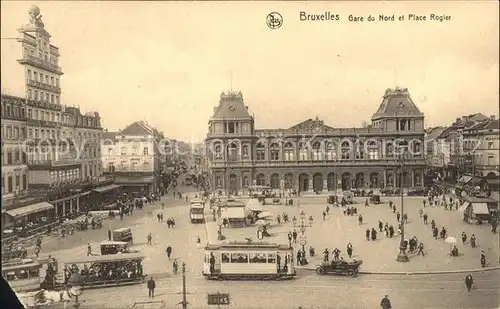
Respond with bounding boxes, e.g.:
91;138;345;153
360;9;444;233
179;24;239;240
267;12;283;29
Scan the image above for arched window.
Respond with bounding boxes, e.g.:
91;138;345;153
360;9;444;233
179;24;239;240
298;143;308;161
341;141;350;160
326;142;336;161
256;143;266;161
227;143;238;161
284;142;294;161
269;143;280;161
368;140;378;160
312;142;322;161
386;142;394;157
356;141;364;160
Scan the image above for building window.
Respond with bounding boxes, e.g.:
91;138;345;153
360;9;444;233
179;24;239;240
108;162;115;172
298;143;308;161
7;176;13;193
312;142;322;161
356;141;364;160
7;152;13;164
341;141;350;160
22;174;27;190
368;141;379;160
270;143;280;161
326;142;336;160
131;145;138;155
256;143;266;161
488;155;495;165
143;147;149;155
488;142;494;149
120;147;126;155
284;142;294;161
227;143;238;161
228;122;235;134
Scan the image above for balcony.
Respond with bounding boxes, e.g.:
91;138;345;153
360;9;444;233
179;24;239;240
27;79;62;94
25;99;63;111
27;159;81;169
18;55;63;75
27;119;60;128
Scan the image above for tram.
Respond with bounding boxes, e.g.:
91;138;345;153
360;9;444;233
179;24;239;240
202;241;295;280
60;252;146;288
2;258;42;292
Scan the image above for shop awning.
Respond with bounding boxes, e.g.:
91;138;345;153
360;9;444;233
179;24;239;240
93;184;121;193
472;203;490;215
458;202;470;213
221;207;246;219
116;176;154;184
4;202;54;218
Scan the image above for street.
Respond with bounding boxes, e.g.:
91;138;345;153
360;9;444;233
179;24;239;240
55;270;500;308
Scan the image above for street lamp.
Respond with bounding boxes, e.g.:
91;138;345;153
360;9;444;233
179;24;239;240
217;217;224;240
297;210;312;264
67;272;84;309
396;144;409;262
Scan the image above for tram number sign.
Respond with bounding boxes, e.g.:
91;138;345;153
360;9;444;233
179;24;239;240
207;293;230;305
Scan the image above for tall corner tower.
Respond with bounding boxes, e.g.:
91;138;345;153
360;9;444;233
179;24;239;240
17;5;63;104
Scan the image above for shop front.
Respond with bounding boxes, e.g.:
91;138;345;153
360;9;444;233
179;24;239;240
2;202;56;235
91;184;122;210
115;176;155;196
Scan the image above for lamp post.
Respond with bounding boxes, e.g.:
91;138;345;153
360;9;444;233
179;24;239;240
396;144;409;262
67;272;84;309
297;210;312;264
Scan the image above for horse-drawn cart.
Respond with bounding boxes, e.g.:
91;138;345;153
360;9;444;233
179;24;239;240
315;260;363;277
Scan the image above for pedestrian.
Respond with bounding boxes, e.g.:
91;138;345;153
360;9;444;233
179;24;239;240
292;230;298;243
423;200;426;208
108;229;112;241
160;213;164;222
380;294;392;309
480;251;486;267
465;274;474;291
147;277;156;298
389;200;393;210
365;228;370;241
423;213;428;225
389;225;394;238
433;227;438;239
365;198;369;207
323;248;329;262
346;242;353;258
396;212;400;222
419;208;423;218
403;213;408;223
196;236;201;248
358;214;363;225
209;252;215;274
470;234;476;248
371;228;377;241
277;214;281;224
326;205;330;215
392;205;396;213
34;245;41;258
87;243;92;256
440;227;447;239
296;250;302;266
333;247;341;260
431;219;436;230
157;213;161;222
287;232;292;246
378;220;383;232
161;202;165;210
166;246;172;259
461;232;467;244
322;211;326;220
147;233;152;245
417;242;425;256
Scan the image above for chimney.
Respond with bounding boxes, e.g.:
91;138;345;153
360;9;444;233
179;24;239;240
490;115;496;120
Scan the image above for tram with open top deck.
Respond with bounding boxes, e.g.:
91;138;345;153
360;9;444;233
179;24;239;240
202;241;295;280
59;252;146;288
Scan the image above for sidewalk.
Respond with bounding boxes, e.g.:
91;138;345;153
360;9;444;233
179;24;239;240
204;196;499;274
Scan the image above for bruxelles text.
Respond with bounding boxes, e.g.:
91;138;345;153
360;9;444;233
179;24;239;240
14;135;482;160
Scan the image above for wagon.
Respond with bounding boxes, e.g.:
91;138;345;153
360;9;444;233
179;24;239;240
315;260;363;277
370;194;381;204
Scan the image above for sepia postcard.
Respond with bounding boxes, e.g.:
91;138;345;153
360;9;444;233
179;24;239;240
1;1;499;309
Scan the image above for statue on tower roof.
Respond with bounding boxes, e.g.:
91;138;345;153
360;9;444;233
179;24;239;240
29;5;44;28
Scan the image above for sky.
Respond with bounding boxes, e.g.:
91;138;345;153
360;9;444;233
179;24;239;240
1;1;498;141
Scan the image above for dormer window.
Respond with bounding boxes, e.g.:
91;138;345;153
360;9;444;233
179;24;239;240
228;122;235;134
398;101;405;108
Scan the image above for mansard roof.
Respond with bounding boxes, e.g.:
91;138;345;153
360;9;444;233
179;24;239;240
211;91;252;120
288;117;335;131
372;87;424;120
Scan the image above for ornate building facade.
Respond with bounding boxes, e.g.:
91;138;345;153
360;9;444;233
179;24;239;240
1;6;106;226
205;88;426;193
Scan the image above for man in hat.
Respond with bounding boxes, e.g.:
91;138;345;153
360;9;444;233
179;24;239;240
465;274;474;291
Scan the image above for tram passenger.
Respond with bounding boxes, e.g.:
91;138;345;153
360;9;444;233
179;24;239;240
209;253;215;274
